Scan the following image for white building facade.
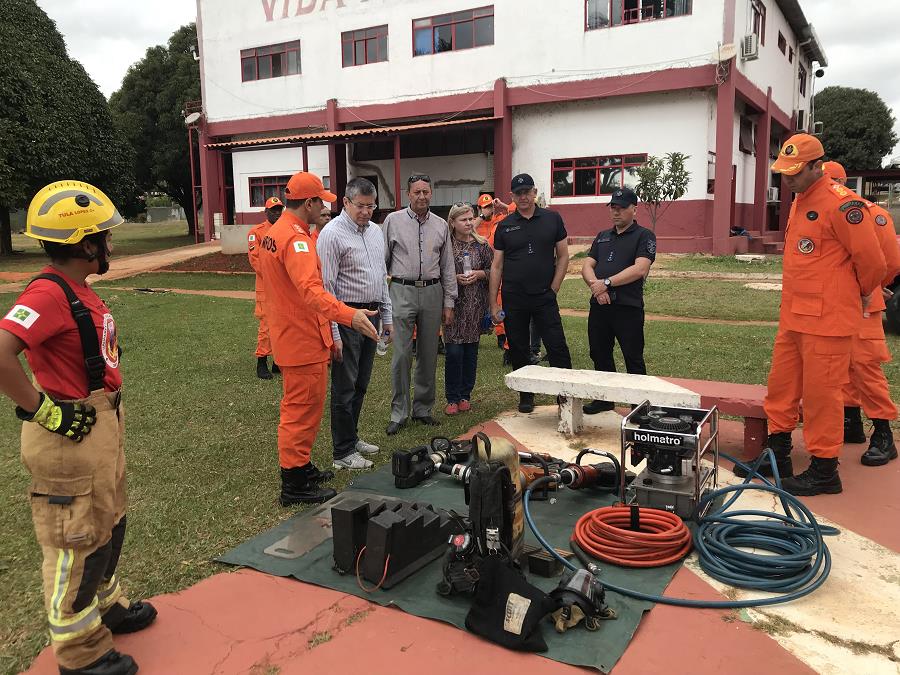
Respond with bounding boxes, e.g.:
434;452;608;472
195;0;826;253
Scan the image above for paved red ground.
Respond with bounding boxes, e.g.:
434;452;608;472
24;417;898;674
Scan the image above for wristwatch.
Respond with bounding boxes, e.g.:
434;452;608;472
603;278;612;288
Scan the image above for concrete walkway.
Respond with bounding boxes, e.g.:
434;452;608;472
0;242;219;294
23;412;900;675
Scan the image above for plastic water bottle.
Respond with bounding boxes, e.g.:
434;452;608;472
493;309;506;326
376;329;390;356
462;251;472;276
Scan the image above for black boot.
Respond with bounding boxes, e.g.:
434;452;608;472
861;420;898;466
497;335;506;349
102;600;157;634
518;392;535;414
59;650;137;675
257;356;272;380
271;362;281;375
306;462;335;485
583;400;615;415
843;406;866;443
280;466;336;506
781;456;842;496
733;432;793;478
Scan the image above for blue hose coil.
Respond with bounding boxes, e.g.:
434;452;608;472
523;449;839;609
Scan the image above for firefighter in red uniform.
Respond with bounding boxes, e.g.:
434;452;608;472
824;161;900;466
0;182;156;675
735;135;887;495
248;196;284;379
258;172;379;505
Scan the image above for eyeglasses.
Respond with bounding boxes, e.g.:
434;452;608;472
348;200;376;211
408;174;432;185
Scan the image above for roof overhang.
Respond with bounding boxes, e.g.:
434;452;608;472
205;115;497;150
776;0;828;66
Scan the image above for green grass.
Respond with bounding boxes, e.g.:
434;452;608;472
556;277;782;322
1;288;898;673
658;254;783;274
95;272;256;292
0;221;195;273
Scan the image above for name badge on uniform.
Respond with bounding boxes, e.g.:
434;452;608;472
598;235;612;243
506;225;522;233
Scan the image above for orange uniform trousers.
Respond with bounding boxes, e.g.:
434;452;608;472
764;330;852;459
278;361;328;469
843;314;896;420
254;298;272;357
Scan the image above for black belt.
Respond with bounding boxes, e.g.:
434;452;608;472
392;278;439;287
346;301;381;311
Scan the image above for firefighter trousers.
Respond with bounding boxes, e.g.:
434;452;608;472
255;300;272;357
843;333;897;421
21;389;131;670
764;330;852;459
278;361;328;469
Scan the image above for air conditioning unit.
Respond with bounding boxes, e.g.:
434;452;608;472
767;187;779;202
741;34;759;60
795;109;806;131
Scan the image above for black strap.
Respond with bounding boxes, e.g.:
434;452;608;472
29;273;105;392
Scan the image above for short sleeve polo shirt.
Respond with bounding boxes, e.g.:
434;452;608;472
588;220;656;308
493;207;567;295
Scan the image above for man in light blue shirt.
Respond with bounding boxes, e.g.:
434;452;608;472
317;177;392;469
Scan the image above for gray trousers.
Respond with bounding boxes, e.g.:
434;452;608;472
389;282;443;422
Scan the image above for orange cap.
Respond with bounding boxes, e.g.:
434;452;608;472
264;196;284;209
284;172;337;203
771;134;825;175
822;161;847;181
477;194;493;208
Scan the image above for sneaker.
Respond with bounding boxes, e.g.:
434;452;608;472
458;400;471;412
333;452;373;470
780;457;842;495
355;439;380;455
529;351;542;365
445;402;459;415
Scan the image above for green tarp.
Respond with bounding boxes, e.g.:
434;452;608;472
217;465;683;672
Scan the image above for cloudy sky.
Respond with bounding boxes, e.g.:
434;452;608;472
35;0;900;159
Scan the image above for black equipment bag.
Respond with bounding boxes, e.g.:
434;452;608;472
464;432;514;558
464;555;558;652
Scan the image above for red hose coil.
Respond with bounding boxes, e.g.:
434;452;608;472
572;506;692;567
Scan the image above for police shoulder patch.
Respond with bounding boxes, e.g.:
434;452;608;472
845;208;864;225
875;214;888;226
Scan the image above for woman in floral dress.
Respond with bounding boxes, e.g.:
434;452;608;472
444;203;493;415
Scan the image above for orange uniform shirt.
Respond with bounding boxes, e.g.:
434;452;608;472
247;220;272;296
257;211;356;366
781;176;886;336
856;202;900;338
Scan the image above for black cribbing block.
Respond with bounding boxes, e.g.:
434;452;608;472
331;500;370;574
363;510;404;583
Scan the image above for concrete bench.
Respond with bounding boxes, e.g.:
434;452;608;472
505;366;767;456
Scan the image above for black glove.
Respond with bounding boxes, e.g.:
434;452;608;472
16;393;97;442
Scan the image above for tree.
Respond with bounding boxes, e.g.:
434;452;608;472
634;153;691;232
814;86;898;169
110;25;201;235
0;0;136;255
